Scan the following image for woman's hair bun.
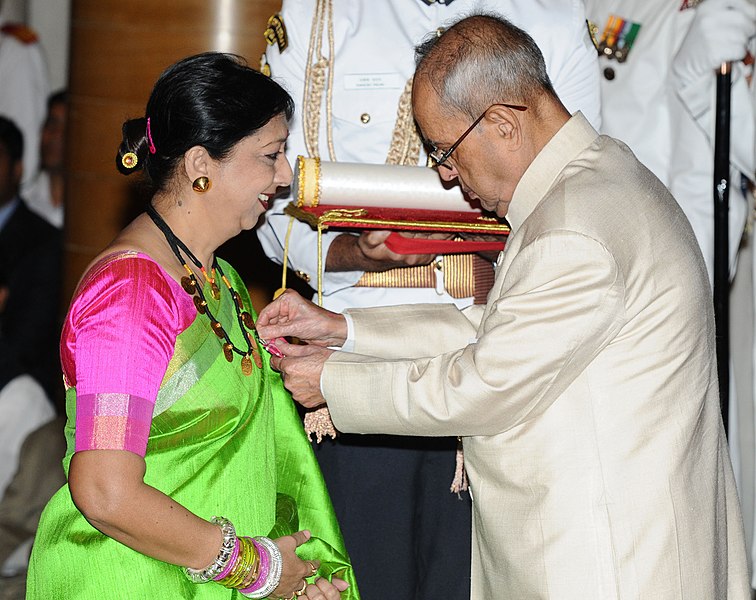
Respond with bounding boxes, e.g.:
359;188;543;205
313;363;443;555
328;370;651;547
115;117;149;175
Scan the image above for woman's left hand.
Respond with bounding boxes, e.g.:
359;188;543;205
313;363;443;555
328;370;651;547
271;530;320;598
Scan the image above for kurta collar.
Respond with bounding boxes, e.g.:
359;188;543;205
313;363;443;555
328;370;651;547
505;112;598;234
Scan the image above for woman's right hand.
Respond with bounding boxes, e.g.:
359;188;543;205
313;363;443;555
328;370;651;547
271;530;349;599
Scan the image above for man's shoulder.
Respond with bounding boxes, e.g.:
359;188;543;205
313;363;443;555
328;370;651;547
0;22;46;70
489;0;584;34
2;200;60;244
528;135;677;240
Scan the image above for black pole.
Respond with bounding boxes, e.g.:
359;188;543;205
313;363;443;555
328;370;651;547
713;63;731;434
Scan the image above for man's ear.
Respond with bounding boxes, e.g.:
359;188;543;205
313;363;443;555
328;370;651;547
183;145;211;183
485;105;523;150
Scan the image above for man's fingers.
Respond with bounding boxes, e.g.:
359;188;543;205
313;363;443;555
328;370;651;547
270;354;284;372
329;578;349;591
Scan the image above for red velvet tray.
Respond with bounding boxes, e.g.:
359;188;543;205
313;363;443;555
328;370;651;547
285;203;509;254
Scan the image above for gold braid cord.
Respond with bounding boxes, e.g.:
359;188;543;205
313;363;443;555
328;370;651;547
301;0;339;441
385;77;422;167
302;0;336;161
295;4;464;470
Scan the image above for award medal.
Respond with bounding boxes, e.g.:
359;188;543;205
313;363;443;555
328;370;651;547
597;15;642;63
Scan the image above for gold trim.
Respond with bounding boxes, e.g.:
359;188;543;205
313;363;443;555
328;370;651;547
313;156;322;207
284;204;510;234
295;156;323;207
356;254;481;299
296;155;306;207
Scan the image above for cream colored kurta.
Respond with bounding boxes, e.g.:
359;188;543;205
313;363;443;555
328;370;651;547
323;113;750;599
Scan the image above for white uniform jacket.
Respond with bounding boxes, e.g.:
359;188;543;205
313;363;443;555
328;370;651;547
257;0;601;312
0;27;49;190
585;0;755;281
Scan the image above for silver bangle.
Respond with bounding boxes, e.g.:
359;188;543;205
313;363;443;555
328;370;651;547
242;536;283;598
184;516;237;584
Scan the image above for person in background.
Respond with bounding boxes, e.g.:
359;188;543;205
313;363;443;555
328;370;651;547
25;90;67;228
256;2;600;597
0;115;60;578
0;1;49;193
584;0;756;583
26;52;356;600
257;14;750;599
0;113;60;406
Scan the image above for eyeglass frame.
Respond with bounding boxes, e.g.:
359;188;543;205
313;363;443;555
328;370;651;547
427;102;528;169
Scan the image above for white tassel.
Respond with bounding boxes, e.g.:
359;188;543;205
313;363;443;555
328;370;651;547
450;436;468;494
304;406;338;443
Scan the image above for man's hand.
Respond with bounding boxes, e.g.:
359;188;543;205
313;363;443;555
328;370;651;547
269;340;334;408
257;289;348;347
674;0;756;82
357;230;452;266
326;230;452;272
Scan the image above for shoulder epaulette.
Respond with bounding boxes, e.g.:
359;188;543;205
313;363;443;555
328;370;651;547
263;13;288;54
586;20;599;52
1;23;39;44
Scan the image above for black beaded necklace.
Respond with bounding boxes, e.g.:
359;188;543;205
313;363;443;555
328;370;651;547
146;203;262;375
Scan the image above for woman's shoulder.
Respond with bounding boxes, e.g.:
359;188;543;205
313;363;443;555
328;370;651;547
76;250;172;297
67;248;191;330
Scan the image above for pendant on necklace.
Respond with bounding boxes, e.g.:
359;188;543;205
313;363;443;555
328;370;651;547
241;354;254;376
193;296;207;315
211;321;224;338
252;346;263;369
223;342;234;362
241;311;255;331
181;276;196;294
232;291;243;310
210;282;221;301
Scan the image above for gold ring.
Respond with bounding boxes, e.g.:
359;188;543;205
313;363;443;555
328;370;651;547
307;561;318;576
294;580;308;596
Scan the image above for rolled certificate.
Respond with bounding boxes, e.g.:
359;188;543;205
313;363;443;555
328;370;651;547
292;155;479;213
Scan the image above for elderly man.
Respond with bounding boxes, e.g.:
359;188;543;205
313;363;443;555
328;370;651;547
257;14;750;599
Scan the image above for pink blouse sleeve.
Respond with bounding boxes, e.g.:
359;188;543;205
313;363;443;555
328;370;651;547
64;254;194;456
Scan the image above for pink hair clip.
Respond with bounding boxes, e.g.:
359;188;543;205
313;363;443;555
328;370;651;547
146;117;157;154
260;338;285;358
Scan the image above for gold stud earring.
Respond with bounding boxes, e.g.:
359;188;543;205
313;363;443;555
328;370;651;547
192;176;211;193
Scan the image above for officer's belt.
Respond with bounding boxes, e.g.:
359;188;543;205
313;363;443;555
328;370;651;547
355;253;494;304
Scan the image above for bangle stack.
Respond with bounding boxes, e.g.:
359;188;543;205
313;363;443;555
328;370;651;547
184;517;237;583
216;537;260;589
183;517;283;597
239;536;283;598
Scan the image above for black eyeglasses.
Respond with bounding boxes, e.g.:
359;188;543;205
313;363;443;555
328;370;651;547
427;103;527;168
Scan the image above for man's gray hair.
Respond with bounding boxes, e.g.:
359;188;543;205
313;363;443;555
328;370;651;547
415;14;558;119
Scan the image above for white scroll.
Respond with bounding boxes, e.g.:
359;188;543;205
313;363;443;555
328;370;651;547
291;156;479;213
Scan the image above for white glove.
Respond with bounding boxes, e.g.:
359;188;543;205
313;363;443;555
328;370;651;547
673;0;756;83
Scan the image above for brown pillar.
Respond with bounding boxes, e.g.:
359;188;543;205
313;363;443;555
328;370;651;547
64;0;283;308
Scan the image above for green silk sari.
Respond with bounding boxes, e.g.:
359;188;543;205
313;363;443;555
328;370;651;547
27;259;358;599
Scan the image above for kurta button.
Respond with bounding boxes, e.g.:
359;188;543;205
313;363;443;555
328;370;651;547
360;113;370;124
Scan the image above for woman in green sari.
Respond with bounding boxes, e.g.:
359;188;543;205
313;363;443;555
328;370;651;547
27;52;357;600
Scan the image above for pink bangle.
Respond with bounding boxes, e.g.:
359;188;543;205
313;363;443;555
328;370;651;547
239;539;270;594
214;537;241;581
